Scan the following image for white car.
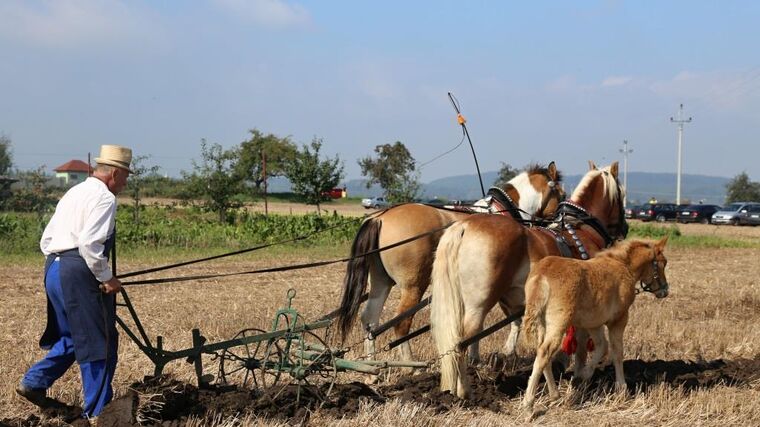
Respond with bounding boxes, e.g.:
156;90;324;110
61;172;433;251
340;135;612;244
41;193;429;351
361;196;389;209
711;202;760;225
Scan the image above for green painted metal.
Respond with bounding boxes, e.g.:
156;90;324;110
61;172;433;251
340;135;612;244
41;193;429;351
117;287;426;392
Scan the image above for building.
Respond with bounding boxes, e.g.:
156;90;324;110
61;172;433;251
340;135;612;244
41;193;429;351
54;160;92;186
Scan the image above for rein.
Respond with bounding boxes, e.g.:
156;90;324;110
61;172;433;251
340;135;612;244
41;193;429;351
120;220;454;286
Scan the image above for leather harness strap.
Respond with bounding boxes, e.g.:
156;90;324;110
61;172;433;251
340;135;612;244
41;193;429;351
486;186;523;220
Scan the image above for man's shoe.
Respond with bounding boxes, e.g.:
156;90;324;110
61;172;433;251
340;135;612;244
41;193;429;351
16;384;50;408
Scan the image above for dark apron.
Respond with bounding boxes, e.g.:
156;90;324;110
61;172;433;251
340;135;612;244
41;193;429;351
39;233;117;363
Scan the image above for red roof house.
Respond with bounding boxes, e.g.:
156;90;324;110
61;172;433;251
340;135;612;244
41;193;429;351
54;160;93;186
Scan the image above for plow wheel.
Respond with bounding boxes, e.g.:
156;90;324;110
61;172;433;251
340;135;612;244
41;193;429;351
258;329;339;406
287;329;339;405
218;328;283;390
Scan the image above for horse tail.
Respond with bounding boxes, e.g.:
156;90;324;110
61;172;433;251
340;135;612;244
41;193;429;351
523;274;549;348
431;222;467;394
337;218;382;341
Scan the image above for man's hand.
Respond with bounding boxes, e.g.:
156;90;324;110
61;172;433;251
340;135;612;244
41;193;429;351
100;277;123;294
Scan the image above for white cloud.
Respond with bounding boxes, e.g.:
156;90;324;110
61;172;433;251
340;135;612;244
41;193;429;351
0;0;159;48
650;69;760;111
601;75;632;87
212;0;311;29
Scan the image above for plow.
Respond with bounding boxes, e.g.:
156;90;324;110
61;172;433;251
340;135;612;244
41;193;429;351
116;286;428;404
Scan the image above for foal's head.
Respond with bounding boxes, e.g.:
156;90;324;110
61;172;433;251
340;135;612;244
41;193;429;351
638;236;670;298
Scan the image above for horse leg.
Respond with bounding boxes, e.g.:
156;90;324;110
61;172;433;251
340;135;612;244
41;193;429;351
579;327;606;381
464;310;486;366
608;313;629;392
360;268;393;361
393;284;425;363
572;328;590;380
498;301;523;356
523;325;564;409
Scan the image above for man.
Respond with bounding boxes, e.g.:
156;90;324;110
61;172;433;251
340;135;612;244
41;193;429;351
17;145;132;418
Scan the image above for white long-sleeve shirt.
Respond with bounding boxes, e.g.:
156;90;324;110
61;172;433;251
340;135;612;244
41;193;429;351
40;177;117;282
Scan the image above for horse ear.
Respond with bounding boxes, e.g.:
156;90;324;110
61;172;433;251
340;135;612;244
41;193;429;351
657;235;670;249
547;161;558;181
610;162;620;179
588;160;597;170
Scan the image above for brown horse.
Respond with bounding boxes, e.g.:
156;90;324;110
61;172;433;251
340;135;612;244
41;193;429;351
521;237;670;410
431;161;628;399
337;163;564;362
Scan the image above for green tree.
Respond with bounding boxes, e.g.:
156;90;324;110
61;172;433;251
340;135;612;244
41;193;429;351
358;141;420;203
236;129;297;193
125;155;161;226
184;139;243;223
493;162;519;189
285;137;344;214
725;172;760;203
0;134;12;176
11;167;56;226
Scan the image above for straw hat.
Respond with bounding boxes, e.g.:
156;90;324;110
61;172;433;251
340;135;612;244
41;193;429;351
95;145;133;173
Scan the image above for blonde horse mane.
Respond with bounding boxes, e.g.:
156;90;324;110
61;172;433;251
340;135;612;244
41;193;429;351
571;165;625;205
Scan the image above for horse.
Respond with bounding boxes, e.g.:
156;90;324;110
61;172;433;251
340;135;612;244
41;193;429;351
337;162;565;363
521;237;670;410
431;161;628;399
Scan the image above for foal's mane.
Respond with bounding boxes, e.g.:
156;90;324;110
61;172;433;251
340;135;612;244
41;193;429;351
597;239;651;264
571;165;624;204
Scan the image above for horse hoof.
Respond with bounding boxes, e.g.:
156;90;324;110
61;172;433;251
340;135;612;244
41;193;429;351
487;352;508;371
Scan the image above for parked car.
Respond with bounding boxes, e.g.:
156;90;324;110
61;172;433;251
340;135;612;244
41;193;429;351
676;204;722;224
361;196;389;209
637;203;678;222
736;204;760;226
711;202;760;225
625;205;643;219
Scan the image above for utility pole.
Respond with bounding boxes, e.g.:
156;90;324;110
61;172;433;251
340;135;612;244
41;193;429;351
670;104;692;205
262;150;268;216
619;140;633;208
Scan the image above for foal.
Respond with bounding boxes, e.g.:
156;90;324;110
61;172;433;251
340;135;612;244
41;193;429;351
521;237;670;410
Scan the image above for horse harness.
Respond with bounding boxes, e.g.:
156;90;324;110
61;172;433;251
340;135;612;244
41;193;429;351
534;200;620;260
638;251;668;294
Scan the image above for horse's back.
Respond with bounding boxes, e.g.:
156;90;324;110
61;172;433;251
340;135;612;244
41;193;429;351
377;203;469;282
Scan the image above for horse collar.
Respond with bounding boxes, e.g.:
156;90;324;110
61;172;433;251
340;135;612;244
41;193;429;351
486;187;522;221
556;201;615;248
562;222;590;260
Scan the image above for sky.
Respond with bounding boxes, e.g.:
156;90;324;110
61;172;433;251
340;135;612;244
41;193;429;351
1;0;759;184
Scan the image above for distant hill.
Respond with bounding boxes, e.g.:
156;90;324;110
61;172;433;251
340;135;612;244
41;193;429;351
271;171;731;205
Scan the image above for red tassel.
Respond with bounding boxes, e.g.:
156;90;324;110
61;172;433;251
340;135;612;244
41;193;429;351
561;326;577;355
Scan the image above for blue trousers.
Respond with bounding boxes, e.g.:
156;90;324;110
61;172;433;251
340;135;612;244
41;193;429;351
22;258;118;417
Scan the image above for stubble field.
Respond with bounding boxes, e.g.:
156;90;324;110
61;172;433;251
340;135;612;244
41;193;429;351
2;221;760;426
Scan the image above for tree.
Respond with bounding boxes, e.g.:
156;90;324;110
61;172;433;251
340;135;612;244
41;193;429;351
493;162;519;188
0;134;14;207
236;129;297;193
125;155;161;226
358;141;420;204
0;134;12;176
285;137;344;214
10;167;56;226
184;139;244;223
725;172;760;203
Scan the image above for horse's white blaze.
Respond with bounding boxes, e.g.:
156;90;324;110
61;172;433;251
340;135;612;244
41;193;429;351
509;172;542;220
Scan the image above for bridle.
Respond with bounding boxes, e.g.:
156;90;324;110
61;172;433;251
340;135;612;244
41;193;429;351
638;251;668;296
536;178;564;220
